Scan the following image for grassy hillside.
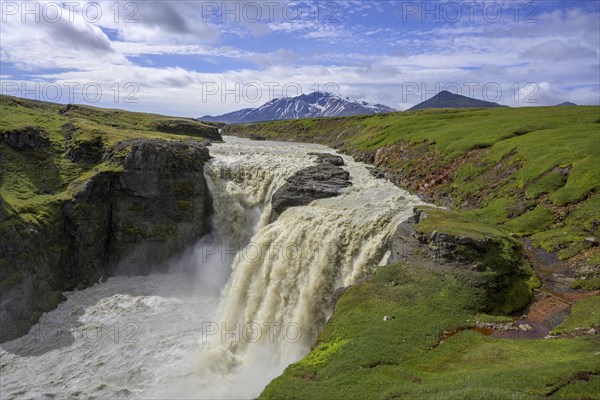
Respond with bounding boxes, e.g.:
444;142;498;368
0;95;217;229
227;106;600;264
262;260;599;400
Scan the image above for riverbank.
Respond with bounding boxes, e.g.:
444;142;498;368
260;206;599;399
226;106;600;399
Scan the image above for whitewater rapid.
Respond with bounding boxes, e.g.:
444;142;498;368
0;136;424;399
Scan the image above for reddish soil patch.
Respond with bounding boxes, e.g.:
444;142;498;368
473;327;495;336
470;239;600;340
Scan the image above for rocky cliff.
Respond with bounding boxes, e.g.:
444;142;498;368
0;95;223;342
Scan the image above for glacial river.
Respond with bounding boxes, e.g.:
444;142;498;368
0;137;423;399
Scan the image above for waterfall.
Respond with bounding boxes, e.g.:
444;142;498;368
192;137;424;397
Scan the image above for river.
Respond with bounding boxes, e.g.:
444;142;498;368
0;137;423;399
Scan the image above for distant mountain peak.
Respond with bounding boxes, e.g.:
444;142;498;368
199;91;395;124
408;91;508;111
555;102;577;106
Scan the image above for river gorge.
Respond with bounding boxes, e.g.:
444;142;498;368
0;136;424;399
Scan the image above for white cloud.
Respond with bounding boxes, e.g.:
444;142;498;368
1;1;598;116
524;40;598;61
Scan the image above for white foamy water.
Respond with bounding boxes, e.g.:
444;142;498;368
0;136;424;399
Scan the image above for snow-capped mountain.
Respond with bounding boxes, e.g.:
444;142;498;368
198;92;396;124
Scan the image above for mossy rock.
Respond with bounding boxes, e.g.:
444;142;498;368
1;126;51;150
415;207;536;314
66;136;104;163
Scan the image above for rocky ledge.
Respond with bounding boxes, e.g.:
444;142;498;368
387;207;533;315
270;153;351;222
1;138;213;342
151;119;222;142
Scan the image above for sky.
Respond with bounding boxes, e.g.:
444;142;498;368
1;0;599;117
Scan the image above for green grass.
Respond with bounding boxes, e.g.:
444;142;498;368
503;206;555;236
416;206;509;239
0;95;215;229
572;277;600;291
553;296;600;334
228;108;599;398
228;106;600;260
261;262;600;400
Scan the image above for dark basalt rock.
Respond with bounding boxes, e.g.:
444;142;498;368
0;138;213;343
67;136;104;163
387;207;532;314
62;122;104;164
1;126;51;150
308;152;345;166
59;104;79;115
270;153;351;222
249;135;267;141
151;119;223;142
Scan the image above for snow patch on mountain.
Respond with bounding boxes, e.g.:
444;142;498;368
199;92;396;124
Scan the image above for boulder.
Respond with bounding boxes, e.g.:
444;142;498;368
270;155;351;222
308;152;345;166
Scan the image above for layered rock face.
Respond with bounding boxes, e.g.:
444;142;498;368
270;153;351;222
1;139;213;342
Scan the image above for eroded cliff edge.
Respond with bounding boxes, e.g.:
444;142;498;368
0;96;221;342
1;138;213;342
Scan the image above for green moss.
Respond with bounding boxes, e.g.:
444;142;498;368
464;197;516;226
502;206;554;236
175;182;194;195
124;224;146;237
587;253;600;266
261;262;599;400
552;296;600;334
176;200;191;213
295;339;349;371
566;193;600;234
152;223;176;240
525;171;567;199
0;270;23;291
531;229;590;260
128;202;145;213
572;277;600;291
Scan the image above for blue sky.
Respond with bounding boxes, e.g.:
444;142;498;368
1;0;599;116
